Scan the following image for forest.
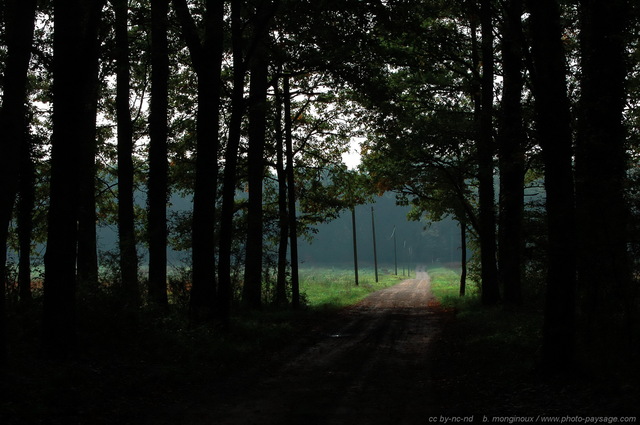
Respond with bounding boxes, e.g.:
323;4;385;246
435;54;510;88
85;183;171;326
1;0;640;421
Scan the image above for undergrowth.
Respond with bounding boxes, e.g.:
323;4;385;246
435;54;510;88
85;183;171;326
427;265;543;368
427;266;639;415
1;266;404;424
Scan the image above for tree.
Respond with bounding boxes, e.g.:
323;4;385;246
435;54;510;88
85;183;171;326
497;0;525;305
284;75;300;309
575;0;634;364
43;0;105;358
526;0;578;372
148;0;170;309
459;219;468;296
243;0;275;310
17;133;36;308
273;72;289;305
172;0;225;322
217;0;247;323
476;0;500;305
0;0;38;367
113;0;140;311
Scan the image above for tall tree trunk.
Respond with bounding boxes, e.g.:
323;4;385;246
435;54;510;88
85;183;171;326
498;0;525;306
576;0;634;364
0;0;37;366
18;133;36;308
217;0;246;325
148;0;170;309
284;76;300;309
76;0;104;294
113;0;140;311
352;207;359;286
274;75;289;306
189;81;219;321
459;219;467;297
76;79;100;294
44;0;105;358
172;0;225;322
476;0;500;305
243;12;270;310
526;0;577;373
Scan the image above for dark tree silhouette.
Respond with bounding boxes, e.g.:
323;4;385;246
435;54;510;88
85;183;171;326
576;0;634;362
43;0;105;358
284;76;301;309
173;0;225;322
0;0;38;367
476;0;500;305
148;0;170;309
459;220;468;297
17;133;36;308
217;0;246;324
76;4;104;292
274;74;289;306
498;0;525;305
243;1;273;310
113;0;140;311
526;0;577;373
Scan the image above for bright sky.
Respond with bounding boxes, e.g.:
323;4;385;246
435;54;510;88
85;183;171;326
342;137;364;169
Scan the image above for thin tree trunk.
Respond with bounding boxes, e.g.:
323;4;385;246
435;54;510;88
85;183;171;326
526;0;577;373
352;207;359;286
371;207;379;283
0;0;37;366
576;0;633;363
274;75;289;306
217;0;246;325
148;0;170;309
113;0;140;311
284;76;300;309
18;133;36;308
460;219;467;297
498;0;525;306
44;0;105;359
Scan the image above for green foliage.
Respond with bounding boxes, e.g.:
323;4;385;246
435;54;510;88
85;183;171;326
167;262;192;309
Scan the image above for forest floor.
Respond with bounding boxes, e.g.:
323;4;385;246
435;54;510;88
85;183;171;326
179;273;639;424
2;270;639;424
183;270;442;425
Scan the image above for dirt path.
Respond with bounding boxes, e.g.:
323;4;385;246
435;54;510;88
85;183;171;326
184;269;445;425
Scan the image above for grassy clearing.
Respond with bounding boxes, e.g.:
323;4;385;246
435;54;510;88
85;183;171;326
427;266;480;311
299;266;405;309
428;267;466;301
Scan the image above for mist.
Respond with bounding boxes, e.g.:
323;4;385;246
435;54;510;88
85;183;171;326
298;192;463;271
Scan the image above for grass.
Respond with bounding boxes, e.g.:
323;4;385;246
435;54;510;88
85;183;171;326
428;267;467;301
426;266;543;366
299;266;405;309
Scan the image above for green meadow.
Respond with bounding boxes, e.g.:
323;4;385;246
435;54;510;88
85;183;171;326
298;264;474;310
299;266;405;309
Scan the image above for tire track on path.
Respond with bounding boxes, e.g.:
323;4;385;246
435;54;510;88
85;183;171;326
186;269;444;425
